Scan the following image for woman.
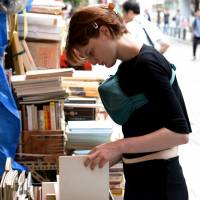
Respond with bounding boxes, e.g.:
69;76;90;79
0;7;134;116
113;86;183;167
66;4;191;200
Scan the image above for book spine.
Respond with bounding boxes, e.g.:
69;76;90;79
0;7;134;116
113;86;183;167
43;105;48;130
50;101;56;130
26;105;33;131
38;109;45;130
21;104;28;130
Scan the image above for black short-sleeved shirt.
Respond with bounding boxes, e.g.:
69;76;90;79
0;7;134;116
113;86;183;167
117;45;192;158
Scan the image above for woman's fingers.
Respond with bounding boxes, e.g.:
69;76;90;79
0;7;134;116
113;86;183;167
84;151;108;170
90;156;101;170
84;151;99;167
98;157;107;168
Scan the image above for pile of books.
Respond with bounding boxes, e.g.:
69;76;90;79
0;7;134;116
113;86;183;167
11;68;74;102
30;0;66;15
109;162;124;199
17;2;66;41
17;0;67;70
64;97;97;121
12;76;68;102
66;120;113;149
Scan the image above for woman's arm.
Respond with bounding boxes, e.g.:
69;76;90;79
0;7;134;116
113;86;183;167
84;128;189;169
119;127;188;154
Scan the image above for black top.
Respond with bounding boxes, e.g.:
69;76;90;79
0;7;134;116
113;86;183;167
117;45;192;158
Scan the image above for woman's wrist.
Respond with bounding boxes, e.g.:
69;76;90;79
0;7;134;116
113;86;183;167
115;138;126;155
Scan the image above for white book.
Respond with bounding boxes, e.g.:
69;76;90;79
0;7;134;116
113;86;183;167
18;30;62;41
59;155;109;200
18;24;65;34
42;182;56;200
18;13;63;26
26;105;33;131
32;0;65;8
67;120;113;130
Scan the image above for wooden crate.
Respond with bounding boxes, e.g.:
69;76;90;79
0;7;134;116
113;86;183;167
22;130;65;155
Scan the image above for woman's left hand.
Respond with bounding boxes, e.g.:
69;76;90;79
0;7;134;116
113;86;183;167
84;140;122;170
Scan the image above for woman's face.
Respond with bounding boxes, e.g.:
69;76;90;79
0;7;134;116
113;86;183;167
77;26;117;68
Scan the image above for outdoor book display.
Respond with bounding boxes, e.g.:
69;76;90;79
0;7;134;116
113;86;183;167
0;158;124;200
10;65;110;181
10;65;124;199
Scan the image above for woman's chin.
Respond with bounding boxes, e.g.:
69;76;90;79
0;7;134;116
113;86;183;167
106;60;116;68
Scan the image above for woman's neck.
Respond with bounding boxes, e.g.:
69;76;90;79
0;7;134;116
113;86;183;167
116;34;143;62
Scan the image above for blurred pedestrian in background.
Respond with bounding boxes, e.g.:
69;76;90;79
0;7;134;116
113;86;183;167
157;10;161;28
144;8;151;21
163;9;170;35
175;9;181;38
192;9;200;60
122;1;170;54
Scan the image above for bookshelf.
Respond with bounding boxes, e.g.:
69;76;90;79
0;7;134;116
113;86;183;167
19;100;66;152
10;70;70;183
17;100;66;183
11;75;125;199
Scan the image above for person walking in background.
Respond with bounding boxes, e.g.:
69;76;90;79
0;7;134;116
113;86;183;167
163;9;170;35
175;9;181;38
122;1;170;54
66;3;191;200
157;10;161;28
144;8;151;21
192;9;200;60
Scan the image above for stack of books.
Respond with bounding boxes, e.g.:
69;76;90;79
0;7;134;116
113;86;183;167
12;68;74;102
66;120;113;149
25;68;74;79
64;97;98;121
17;10;66;41
17;0;67;69
12;76;68;102
109;162;124;200
30;0;65;15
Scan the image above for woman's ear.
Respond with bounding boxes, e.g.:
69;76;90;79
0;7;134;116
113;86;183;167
99;25;111;39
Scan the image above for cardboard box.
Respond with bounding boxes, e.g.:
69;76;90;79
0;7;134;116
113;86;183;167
27;41;60;69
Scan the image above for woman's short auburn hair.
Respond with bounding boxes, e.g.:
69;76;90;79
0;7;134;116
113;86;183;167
66;4;127;65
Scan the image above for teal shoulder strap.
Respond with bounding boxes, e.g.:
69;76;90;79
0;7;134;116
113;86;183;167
170;64;176;85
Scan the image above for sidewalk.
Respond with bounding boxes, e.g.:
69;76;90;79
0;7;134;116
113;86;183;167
168;36;192;45
162;25;192;45
166;40;200;200
179;144;200;200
